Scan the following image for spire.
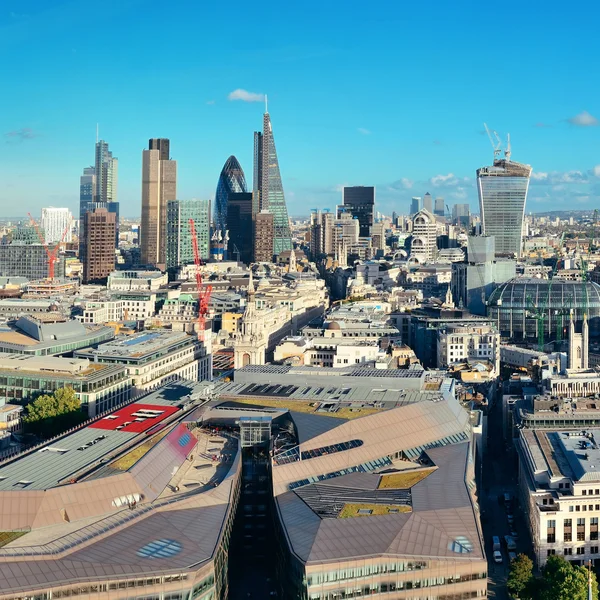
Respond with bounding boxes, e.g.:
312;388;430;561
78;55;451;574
248;269;255;295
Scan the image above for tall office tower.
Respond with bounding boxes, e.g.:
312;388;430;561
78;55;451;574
214;156;247;235
79;167;96;222
253;210;274;262
166;199;210;273
82;208;116;284
309;210;334;259
226;193;253;264
95;140;118;204
252;106;292;255
423;192;433;214
410;197;422;215
41;207;72;244
452;203;471;227
341;186;375;237
332;210;360;265
410;208;437;263
141;138;177;269
477;145;532;257
434;197;445;217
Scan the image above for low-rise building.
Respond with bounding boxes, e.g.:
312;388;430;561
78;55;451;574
0;354;130;416
107;269;168;291
75;329;211;390
437;322;500;374
80;292;157;324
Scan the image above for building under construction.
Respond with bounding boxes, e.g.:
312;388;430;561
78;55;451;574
487;278;600;342
0;243;65;281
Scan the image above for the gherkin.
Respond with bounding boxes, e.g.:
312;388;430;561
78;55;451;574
214;155;247;234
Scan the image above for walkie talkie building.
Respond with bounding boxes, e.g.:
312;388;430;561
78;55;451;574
477;157;532;257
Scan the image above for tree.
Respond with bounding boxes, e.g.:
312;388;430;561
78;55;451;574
23;387;85;437
507;553;534;599
541;555;598;600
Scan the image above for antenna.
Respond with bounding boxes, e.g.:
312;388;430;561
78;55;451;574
265;94;268;114
505;132;512;161
483;123;502;160
96;123;99;144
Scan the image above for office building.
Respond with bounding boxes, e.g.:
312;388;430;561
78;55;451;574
342;186;375;237
253;108;293;255
95;140;118;204
214;155;247;235
253;210;275;262
75;329;211;387
477;149;532;257
410;196;422;215
227;192;253;264
0;382;239;600
437;322;500;373
140;138;177;269
410;208;437;262
79;166;96;219
0;243;65;281
434;196;445;217
166;199;210;272
309;209;334;259
41;207;72;244
82;207;116;284
453;203;471;227
423;191;433;213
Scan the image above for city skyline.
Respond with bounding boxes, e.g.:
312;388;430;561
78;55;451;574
0;2;599;218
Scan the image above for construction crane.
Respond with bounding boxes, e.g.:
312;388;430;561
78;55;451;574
555;294;573;347
189;218;213;342
484;123;502;159
27;213;70;280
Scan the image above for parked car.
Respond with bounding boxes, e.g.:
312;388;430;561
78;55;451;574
509;551;517;562
507;513;515;525
492;536;501;551
493;550;503;563
504;535;517;551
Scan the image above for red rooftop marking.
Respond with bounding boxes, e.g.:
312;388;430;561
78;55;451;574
89;403;180;433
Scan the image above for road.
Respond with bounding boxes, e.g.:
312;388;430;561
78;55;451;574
479;382;533;599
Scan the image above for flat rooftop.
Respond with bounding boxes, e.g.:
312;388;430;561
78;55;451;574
76;330;192;359
556;430;600;482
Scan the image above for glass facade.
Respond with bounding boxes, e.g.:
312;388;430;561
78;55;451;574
214;156;247;235
477;159;531;257
487;278;600;340
254;113;293;256
166;199;211;272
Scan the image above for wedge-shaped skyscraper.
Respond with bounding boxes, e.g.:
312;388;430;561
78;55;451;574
477;145;532;257
253;106;292;256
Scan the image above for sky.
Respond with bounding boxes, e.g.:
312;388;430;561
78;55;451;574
0;0;599;219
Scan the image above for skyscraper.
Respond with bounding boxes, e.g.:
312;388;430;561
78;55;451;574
141;139;177;268
410;197;422;215
227;193;253;264
341;186;375;238
95;141;118;204
166;199;210;273
41;207;72;244
82;208;116;284
252;105;292;256
423;192;433;214
477;147;532;257
79;166;96;223
434;197;445;217
452;203;471;227
214;156;247;235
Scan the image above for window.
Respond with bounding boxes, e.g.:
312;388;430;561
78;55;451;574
576;547;585;555
564;548;573;556
547;549;556;556
592;546;599;554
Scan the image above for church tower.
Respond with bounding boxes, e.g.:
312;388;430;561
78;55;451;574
568;313;589;370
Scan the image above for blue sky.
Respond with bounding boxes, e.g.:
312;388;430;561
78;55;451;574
0;0;599;219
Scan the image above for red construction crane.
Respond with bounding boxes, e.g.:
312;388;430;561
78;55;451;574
189;218;212;341
27;213;71;280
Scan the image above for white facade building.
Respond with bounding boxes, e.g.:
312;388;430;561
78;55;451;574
410;208;437;263
80;293;157;324
41;207;73;244
437;322;500;373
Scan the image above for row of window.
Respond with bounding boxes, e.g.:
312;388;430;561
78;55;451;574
307;561;428;584
549;546;600;556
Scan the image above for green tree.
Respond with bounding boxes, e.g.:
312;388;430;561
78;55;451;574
541;555;598;600
23;387;85;437
507;553;534;599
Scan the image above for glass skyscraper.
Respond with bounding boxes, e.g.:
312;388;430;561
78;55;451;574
166;199;211;273
253;110;292;256
477;158;532;257
214;156;247;235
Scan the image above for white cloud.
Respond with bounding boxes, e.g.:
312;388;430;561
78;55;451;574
530;170;589;185
451;187;468;200
357;127;371;135
592;165;600;177
430;173;459;187
531;172;548;181
227;89;265;102
567;111;598;127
